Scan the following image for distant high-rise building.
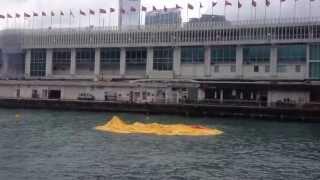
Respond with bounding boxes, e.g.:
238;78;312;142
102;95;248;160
119;0;141;27
189;14;227;23
145;8;182;25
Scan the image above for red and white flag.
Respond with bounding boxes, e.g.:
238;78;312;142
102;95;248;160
266;0;271;7
238;1;242;8
252;0;257;7
176;4;182;9
130;7;136;12
24;12;31;18
225;0;232;6
42;12;46;16
110;8;115;13
152;6;157;11
99;9;106;14
16;13;21;18
188;3;194;10
33;12;38;17
200;2;203;8
142;6;147;12
7;14;12;18
0;14;5;19
80;10;86;16
89;9;95;15
212;2;218;7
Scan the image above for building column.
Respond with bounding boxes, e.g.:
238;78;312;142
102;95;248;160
120;48;126;77
45;49;53;77
270;45;278;78
306;44;310;79
236;46;243;78
94;48;101;79
25;49;31;77
146;47;153;77
173;47;181;77
204;46;211;77
70;49;76;75
1;53;9;76
220;89;224;104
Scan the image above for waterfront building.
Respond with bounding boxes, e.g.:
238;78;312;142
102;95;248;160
145;8;182;25
0;17;320;107
189;14;226;24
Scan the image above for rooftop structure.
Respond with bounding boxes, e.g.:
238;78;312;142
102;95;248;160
145;8;182;25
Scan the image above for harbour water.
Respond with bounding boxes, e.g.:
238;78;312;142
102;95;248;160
0;108;319;180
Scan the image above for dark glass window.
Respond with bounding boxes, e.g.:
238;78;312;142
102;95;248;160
153;47;173;71
278;44;306;63
211;46;236;64
30;49;46;77
181;47;204;64
243;45;270;64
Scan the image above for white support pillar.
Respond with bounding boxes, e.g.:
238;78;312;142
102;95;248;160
270;45;278;78
120;48;126;77
70;49;76;75
146;47;153;77
94;48;101;78
220;89;224;104
1;53;9;76
25;49;31;77
236;46;243;78
173;47;181;77
45;49;53;77
306;44;310;79
204;46;211;77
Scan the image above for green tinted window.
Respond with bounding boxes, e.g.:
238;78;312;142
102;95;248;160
310;45;320;61
243;46;270;64
181;47;204;64
310;62;320;79
278;45;306;63
211;46;236;64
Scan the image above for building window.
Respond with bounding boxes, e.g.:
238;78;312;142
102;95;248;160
214;65;219;73
265;65;270;73
101;48;120;64
278;44;306;63
126;48;147;71
211;46;236;64
310;45;320;61
295;65;301;73
181;47;204;64
277;65;287;73
310;62;320;79
243;45;270;64
16;89;20;98
52;49;71;72
30;49;46;77
254;65;259;72
230;65;236;72
76;48;95;71
153;47;173;71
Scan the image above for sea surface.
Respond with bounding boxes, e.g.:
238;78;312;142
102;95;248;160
0;108;319;180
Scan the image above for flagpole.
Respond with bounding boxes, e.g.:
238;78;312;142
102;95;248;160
309;0;312;18
264;5;267;22
237;5;240;21
279;1;282;20
294;0;297;19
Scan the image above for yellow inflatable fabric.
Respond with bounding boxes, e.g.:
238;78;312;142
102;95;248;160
95;116;223;136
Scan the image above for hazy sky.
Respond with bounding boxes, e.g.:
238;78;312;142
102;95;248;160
0;0;320;29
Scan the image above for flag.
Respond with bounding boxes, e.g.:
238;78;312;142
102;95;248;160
310;0;315;2
51;11;55;16
70;10;74;17
0;14;5;19
33;12;38;17
164;6;167;12
60;11;64;16
280;0;286;2
24;12;31;18
16;13;20;18
252;0;257;7
200;2;203;8
110;8;115;13
225;0;232;6
80;10;86;16
42;12;46;16
142;6;147;11
266;0;271;6
130;7;136;12
89;9;95;15
99;9;106;14
153;6;157;11
212;2;218;7
120;8;125;14
176;4;182;9
238;1;242;8
7;14;12;18
188;3;194;10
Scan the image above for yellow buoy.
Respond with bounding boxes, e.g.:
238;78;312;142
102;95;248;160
95;116;223;136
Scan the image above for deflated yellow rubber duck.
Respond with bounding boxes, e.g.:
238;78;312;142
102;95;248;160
95;116;223;136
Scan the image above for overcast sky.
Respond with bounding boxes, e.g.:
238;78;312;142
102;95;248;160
0;0;320;29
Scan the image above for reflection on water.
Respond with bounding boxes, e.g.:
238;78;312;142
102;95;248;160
0;108;319;180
